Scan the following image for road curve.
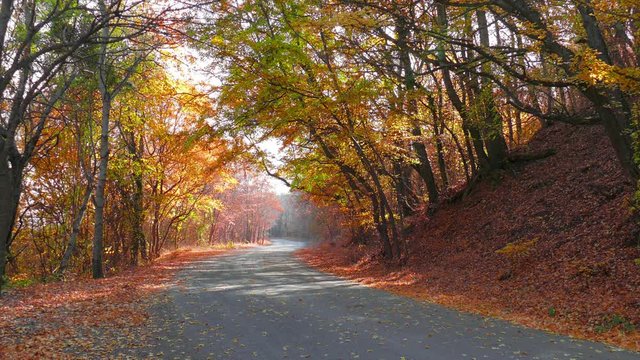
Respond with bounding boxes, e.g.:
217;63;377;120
135;239;639;359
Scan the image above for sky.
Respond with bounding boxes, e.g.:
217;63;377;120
257;138;291;195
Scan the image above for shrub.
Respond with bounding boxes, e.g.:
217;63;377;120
594;314;636;334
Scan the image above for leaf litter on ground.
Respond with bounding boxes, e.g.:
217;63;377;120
0;244;261;359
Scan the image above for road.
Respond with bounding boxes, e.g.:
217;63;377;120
136;239;639;359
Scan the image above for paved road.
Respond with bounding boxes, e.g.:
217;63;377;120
138;239;639;359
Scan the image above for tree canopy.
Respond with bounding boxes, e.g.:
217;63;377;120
0;0;638;286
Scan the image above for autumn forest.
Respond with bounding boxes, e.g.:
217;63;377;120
1;0;640;358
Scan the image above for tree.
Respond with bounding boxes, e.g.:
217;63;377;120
91;0;150;279
0;0;116;288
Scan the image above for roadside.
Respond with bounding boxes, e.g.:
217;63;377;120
0;243;260;359
297;232;640;353
297;123;640;353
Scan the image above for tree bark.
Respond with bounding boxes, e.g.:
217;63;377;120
427;93;449;188
311;127;395;259
0;142;20;289
393;161;415;217
92;89;110;279
123;126;145;265
130;172;144;265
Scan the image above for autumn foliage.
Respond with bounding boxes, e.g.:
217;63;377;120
208;0;640;265
0;0;639;354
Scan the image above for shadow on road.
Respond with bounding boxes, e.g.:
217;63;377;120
127;239;638;360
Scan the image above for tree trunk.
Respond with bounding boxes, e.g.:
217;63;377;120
56;182;92;275
130;172;144;265
476;9;509;170
435;3;489;177
427;94;449;188
396;16;439;203
349;136;401;258
491;0;639;179
0;144;19;289
442;118;471;182
393;161;414;217
152;200;160;258
92;91;110;279
125;128;145;265
576;1;639;179
92;0;111;279
312;127;395;259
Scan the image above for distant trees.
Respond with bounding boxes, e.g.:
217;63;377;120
270;193;317;240
209;167;282;244
271;192;348;243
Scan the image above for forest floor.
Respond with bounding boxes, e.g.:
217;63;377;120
0;243;263;359
297;122;640;352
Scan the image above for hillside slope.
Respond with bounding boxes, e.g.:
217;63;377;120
299;123;640;350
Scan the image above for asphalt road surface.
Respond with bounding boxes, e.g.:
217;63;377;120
137;239;639;359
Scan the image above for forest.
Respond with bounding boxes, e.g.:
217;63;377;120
1;0;640;357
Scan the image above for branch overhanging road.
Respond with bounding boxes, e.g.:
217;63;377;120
134;239;639;359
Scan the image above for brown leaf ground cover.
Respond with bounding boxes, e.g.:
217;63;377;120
0;243;261;359
297;123;640;352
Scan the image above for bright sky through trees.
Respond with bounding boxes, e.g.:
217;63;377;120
163;44;289;194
